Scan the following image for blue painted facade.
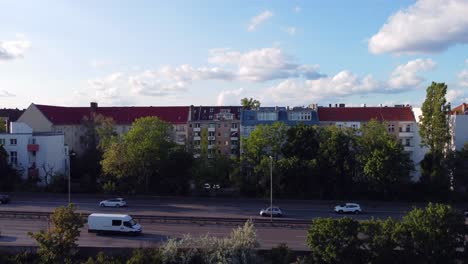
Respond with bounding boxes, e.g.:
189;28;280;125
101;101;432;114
240;106;319;138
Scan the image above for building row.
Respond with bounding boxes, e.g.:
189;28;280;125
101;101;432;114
2;102;468;184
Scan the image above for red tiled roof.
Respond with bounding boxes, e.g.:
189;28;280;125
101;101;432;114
35;104;189;125
318;107;415;122
451;103;468;115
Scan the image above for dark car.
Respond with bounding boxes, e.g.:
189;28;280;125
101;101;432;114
0;194;10;204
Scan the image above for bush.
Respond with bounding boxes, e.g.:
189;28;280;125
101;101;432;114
263;243;295;264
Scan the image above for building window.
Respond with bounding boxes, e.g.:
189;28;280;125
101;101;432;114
388;124;395;133
209;123;215;128
218;124;221;128
399;139;403;145
399;127;403;132
231;123;238;129
351;124;358;129
10;138;17;145
210;108;214;113
257;112;276;121
231;148;237;155
208;140;215;145
208;132;215;137
406;124;411;132
194;132;200;137
0;138;5;145
405;138;411;147
10;151;17;165
209;115;213;119
224;133;228;137
194;140;200;145
289;111;312;121
232;140;238;146
195;123;200;128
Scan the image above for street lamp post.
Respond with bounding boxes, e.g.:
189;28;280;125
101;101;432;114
67;150;75;205
269;156;273;222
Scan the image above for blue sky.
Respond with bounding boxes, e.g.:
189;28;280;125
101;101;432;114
1;0;467;109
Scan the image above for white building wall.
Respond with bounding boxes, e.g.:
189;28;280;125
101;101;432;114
0;122;67;185
452;115;468;150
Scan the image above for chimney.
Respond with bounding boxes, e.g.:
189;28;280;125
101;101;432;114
339;104;345;108
329;104;332;107
90;102;98;112
335;104;338;107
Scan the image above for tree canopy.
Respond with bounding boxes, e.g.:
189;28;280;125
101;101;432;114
241;98;261;110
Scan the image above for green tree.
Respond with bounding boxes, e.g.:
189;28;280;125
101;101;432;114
356;119;413;197
317;126;357;199
306;217;363;264
241;122;287;196
278;124;320;198
360;218;400;264
29;204;84;264
74;113;116;192
101;117;193;194
394;203;465;263
419;82;451;154
241;98;261;110
451;142;468;193
0;145;19;191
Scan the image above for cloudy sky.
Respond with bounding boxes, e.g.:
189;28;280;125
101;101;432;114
1;0;467;109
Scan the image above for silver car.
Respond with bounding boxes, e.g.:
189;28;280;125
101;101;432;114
260;206;283;217
99;198;126;207
334;203;362;214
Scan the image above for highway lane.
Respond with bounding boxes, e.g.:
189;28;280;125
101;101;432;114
0;218;309;250
0;193;415;220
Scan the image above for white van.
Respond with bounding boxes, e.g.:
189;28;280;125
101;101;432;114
88;213;142;235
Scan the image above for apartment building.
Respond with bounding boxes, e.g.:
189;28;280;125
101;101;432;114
0;122;68;184
187;106;242;158
240;105;320;138
450;103;468;151
318;104;425;180
17;103;190;155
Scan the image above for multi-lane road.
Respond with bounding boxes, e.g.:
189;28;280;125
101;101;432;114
0;193;460;250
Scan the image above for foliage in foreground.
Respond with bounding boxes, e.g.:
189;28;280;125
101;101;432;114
28;204;84;264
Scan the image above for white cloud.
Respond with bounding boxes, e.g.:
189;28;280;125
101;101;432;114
387;58;436;90
0;90;15;97
268;59;437;105
248;11;273;32
446;89;465;103
282;27;297;36
294;6;301;13
368;0;468;54
0;34;31;60
458;69;468;87
208;47;325;82
216;88;245;106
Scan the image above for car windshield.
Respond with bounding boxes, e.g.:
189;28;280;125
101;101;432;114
129;219;137;226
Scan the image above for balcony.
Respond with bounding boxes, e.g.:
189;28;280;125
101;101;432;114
399;132;414;137
231;145;238;149
27;144;39;152
208;145;215;149
193;127;201;132
230;137;238;140
193;136;201;140
208;127;216;132
230;128;238;132
208;136;216;140
404;146;414;152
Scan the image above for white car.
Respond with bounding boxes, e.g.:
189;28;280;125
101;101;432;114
260;206;283;217
334;203;362;214
99;198;126;207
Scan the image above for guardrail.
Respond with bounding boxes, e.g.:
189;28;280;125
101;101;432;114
0;211;311;228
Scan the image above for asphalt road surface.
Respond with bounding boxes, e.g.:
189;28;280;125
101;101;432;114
0;218;309;250
0;193;459;250
0;193;419;220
